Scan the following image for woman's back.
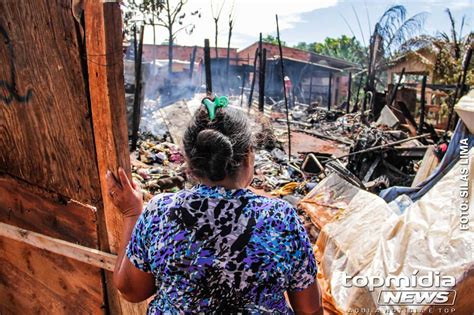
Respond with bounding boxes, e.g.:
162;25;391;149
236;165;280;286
127;184;317;314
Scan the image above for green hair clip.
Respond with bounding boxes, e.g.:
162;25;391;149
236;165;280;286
202;95;229;121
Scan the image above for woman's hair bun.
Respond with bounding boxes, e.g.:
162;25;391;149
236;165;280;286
193;129;233;181
183;106;252;182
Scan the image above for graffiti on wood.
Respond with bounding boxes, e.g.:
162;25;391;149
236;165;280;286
0;24;33;105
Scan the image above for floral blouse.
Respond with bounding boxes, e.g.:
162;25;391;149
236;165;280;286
126;184;317;314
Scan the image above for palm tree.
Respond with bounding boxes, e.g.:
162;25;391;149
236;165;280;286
400;9;473;85
366;5;428;90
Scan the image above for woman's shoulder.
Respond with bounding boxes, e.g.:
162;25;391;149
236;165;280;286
244;191;296;216
142;192;176;216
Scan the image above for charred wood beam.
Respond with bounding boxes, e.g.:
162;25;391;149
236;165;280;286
329;133;431;161
276;14;291;160
346;72;352;113
189;45;197;79
131;25;144;152
248;48;259;107
308;73;313;105
204;39;212;95
417;74;427;135
388;67;406;107
446;47;472;131
258;32;263;76
239;71;247;107
353;73;364;112
258;48;267;112
327;71;333;110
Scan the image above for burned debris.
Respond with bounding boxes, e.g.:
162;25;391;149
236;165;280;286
119;4;473;314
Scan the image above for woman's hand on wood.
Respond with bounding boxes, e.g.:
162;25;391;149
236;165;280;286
106;167;143;218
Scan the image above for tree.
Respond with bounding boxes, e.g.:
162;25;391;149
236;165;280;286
124;0;163;65
211;0;226;59
289;37;367;69
312;36;367;67
126;0;199;75
226;0;236;90
262;34;286;46
400;9;473;85
367;5;427;89
159;0;201;74
294;42;309;51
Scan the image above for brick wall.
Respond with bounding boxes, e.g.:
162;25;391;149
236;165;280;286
142;44;238;63
237;42;311;65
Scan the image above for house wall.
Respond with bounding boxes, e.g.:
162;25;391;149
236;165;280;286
386;50;436;84
142;44;238;63
237;42;311;65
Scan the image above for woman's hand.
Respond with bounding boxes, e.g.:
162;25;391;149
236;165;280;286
106;167;143;218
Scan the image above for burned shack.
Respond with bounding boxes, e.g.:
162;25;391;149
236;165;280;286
237;42;357;107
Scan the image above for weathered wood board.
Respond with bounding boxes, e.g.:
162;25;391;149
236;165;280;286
0;174;98;248
0;237;105;315
0;0;101;205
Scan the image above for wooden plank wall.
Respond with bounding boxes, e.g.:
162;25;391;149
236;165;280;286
0;0;102;205
83;0;148;313
0;1;107;313
0;1;146;313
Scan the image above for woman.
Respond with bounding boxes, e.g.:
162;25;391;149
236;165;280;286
106;101;322;314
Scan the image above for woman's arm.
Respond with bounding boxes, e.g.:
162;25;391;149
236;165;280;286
106;168;156;302
288;281;323;315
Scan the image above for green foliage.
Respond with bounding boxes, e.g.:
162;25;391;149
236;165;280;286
312;35;367;67
294;42;309;51
398;9;473;85
291;36;367;68
262;34;286;46
123;0;163;35
372;5;428;58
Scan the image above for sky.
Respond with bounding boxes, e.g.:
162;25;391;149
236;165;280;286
140;0;473;50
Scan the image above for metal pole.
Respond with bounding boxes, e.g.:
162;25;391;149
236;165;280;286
276;14;291;160
204;39;212;95
417;74;427;135
308;73;313;105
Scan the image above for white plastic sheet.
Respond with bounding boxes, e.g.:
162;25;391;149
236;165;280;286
301;148;474;314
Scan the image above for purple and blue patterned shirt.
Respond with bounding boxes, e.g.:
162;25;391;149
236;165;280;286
126;184;317;314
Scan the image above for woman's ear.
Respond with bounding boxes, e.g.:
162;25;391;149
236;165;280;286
242;148;254;167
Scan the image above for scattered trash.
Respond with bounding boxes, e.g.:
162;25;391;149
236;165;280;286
131;133;187;202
